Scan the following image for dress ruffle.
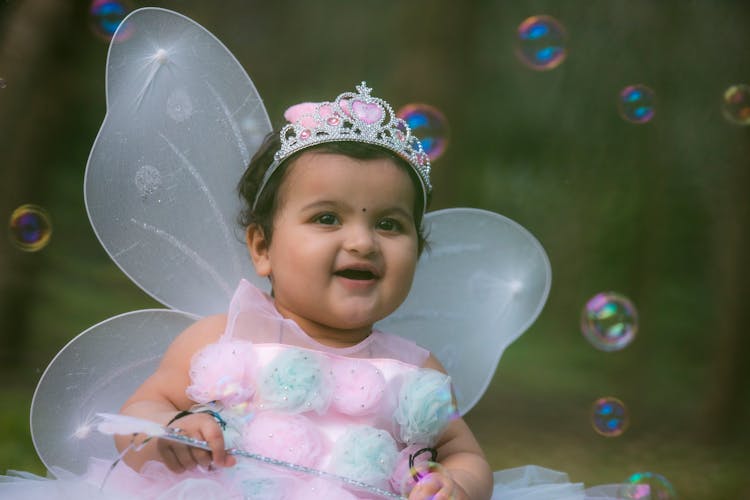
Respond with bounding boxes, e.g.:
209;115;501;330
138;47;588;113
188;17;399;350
1;463;626;499
491;466;624;500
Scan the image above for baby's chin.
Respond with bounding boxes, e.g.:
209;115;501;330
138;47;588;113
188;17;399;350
337;294;407;324
328;316;378;333
325;310;392;334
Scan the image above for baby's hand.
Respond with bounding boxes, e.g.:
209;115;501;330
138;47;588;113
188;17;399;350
408;470;465;500
157;412;236;472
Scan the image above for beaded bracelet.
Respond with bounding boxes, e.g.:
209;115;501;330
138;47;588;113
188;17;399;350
166;406;227;431
197;409;227;430
409;447;438;481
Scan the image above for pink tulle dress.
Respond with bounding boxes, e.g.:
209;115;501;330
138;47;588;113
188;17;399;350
1;281;625;499
1;280;456;499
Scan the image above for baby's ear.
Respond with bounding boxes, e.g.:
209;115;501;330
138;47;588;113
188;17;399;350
246;224;271;277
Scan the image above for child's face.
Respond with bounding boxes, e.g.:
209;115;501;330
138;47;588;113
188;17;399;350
251;151;419;338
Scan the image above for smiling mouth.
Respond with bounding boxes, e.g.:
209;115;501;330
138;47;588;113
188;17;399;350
335;269;377;280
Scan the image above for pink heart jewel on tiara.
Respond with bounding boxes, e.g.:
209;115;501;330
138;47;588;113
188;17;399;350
351;100;384;124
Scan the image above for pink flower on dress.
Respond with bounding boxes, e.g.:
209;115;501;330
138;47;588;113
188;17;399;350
186;341;256;409
242;411;327;469
330;358;386;416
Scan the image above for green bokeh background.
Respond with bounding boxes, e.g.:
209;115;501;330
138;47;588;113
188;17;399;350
1;1;748;498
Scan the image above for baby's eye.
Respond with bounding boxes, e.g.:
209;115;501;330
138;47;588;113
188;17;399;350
314;213;339;225
376;218;403;232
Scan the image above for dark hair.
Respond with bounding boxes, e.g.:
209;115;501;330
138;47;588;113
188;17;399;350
238;132;431;254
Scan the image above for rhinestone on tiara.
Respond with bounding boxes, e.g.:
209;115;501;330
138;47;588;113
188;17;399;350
252;82;432;212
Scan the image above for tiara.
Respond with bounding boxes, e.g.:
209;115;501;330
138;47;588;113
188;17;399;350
252;82;432;211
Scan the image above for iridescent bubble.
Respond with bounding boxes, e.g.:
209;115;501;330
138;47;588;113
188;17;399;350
397;104;450;161
89;0;133;42
8;204;52;252
618;85;656;124
620;472;677;499
396;452;450;497
581;292;638;351
515;15;567;70
591;396;629;437
722;84;750;125
134;165;162;200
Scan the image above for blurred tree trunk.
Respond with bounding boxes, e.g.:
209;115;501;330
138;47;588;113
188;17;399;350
389;0;484;209
0;0;75;370
700;151;750;443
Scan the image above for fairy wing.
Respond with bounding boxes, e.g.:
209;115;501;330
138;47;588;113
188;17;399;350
376;208;552;415
30;309;197;475
84;7;272;317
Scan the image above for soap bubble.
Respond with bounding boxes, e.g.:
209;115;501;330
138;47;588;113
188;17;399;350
89;0;133;42
722;84;750;125
515;15;567;70
0;78;7;89
8;204;52;252
581;292;638;351
620;472;676;499
396;453;449;497
618;85;656;124
397;104;450;161
591;396;629;437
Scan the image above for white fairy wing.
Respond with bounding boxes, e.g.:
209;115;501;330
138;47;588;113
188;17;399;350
30;309;196;475
376;208;552;415
84;7;272;317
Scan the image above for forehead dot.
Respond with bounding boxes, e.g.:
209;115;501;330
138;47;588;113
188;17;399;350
362;208;367;212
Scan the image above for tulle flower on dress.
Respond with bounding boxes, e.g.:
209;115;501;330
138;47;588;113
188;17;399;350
258;348;332;414
242;411;328;469
330;358;386;416
186;341;256;409
329;425;399;490
394;369;456;445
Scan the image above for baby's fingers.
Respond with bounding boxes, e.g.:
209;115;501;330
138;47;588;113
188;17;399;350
201;419;235;468
157;439;191;473
190;447;213;469
408;473;455;500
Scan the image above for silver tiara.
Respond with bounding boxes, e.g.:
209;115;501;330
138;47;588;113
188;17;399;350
252;82;432;211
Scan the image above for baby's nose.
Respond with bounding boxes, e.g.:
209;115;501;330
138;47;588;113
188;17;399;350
343;224;378;255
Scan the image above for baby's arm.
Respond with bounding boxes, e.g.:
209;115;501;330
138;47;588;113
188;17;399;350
409;354;493;500
115;314;235;472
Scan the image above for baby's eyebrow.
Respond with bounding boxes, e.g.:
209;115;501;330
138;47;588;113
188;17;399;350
299;200;340;212
300;200;412;217
379;206;414;220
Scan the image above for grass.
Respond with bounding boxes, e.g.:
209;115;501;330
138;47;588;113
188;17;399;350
0;388;45;475
468;386;750;500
